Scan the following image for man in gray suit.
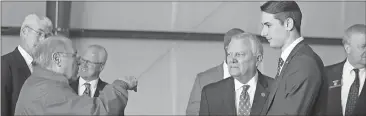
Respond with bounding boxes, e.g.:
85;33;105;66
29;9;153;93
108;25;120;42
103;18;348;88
186;28;244;115
260;1;326;115
15;36;137;115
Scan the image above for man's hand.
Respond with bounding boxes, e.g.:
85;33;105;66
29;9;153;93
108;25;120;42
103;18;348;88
119;76;138;92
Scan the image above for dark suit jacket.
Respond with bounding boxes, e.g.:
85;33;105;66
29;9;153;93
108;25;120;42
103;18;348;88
1;47;32;116
14;65;129;115
199;71;274;116
186;63;225;115
265;41;326;115
325;60;366;116
70;77;108;97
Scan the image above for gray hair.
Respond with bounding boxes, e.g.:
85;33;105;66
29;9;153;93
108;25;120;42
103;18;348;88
230;33;264;57
32;36;72;69
20;14;53;37
343;24;366;45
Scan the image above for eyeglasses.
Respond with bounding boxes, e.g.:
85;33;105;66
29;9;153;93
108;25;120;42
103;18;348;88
25;26;54;38
57;52;77;58
79;58;105;66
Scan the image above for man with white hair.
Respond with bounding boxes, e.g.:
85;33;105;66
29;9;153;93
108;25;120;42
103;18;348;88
325;24;366;116
200;33;274;115
1;14;54;116
14;36;138;115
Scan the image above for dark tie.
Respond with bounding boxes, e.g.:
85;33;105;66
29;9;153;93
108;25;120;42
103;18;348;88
345;69;360;116
238;85;251;116
83;83;91;97
276;58;284;77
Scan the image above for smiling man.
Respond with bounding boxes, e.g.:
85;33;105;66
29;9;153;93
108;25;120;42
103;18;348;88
260;1;326;115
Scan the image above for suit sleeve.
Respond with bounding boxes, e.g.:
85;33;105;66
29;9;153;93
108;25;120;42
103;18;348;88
1;57;12;116
186;74;203;115
40;80;129;115
283;57;322;115
199;86;209;115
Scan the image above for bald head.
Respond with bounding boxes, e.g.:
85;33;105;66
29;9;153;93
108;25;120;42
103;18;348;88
343;24;366;45
82;45;108;63
78;45;108;81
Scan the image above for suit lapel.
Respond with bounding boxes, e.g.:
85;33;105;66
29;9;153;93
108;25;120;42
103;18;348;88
94;79;107;97
266;41;306;113
13;48;31;79
327;61;345;115
222;77;237;115
69;78;79;94
251;72;270;116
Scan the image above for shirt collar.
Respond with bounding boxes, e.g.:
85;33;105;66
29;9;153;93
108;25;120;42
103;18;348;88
18;45;33;66
234;71;258;91
281;37;304;62
223;61;230;79
79;77;99;89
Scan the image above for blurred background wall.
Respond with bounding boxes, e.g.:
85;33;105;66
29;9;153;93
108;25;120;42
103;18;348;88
1;1;365;115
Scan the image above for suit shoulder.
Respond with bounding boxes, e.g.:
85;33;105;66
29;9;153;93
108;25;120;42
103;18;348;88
325;61;343;70
202;77;230;91
1;51;14;61
197;65;221;77
262;74;274;83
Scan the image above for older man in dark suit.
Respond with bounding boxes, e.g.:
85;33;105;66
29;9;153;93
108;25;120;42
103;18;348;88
1;14;53;116
325;24;366;116
260;1;326;115
200;33;274;115
186;28;244;115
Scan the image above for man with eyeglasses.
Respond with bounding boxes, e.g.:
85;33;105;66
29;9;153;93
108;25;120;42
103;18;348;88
70;45;109;98
14;36;137;115
1;14;54;116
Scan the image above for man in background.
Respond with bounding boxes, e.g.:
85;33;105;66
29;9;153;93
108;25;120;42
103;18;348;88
260;1;326;115
200;33;274;115
70;45;109;97
325;24;366;116
1;14;53;116
14;36;137;115
186;28;244;115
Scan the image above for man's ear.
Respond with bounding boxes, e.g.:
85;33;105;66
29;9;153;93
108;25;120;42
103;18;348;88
256;54;263;66
52;53;62;67
344;43;351;54
284;18;295;31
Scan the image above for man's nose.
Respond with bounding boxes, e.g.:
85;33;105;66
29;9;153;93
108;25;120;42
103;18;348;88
260;28;267;37
228;58;238;64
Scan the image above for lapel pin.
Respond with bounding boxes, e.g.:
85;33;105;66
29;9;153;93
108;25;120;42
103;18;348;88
329;80;342;89
261;92;266;97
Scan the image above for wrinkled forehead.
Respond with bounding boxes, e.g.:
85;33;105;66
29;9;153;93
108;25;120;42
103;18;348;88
22;14;53;33
81;48;106;62
227;39;252;52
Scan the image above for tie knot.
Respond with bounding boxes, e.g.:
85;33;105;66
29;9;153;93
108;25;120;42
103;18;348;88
353;69;359;74
84;83;91;88
242;85;250;91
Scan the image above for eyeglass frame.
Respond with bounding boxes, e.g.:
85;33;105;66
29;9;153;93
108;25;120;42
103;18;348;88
24;25;54;38
79;57;105;66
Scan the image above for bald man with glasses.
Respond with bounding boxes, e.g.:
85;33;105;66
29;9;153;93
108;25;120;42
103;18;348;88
70;45;110;98
1;14;54;116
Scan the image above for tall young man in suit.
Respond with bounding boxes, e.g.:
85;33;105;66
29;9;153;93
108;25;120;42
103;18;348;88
325;24;366;116
186;28;244;115
1;14;54;116
260;1;326;115
200;33;274;115
70;45;109;97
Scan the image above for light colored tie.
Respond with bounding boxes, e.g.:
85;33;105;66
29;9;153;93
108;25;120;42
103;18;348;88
83;83;91;97
238;85;251;116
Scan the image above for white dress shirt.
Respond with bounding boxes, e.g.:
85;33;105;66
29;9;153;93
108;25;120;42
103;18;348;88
18;46;33;73
341;59;366;116
223;61;230;79
234;72;258;114
279;37;304;73
78;77;99;97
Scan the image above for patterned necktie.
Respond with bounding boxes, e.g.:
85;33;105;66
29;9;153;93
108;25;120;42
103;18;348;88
238;85;251;116
83;83;91;97
345;69;360;116
276;58;284;77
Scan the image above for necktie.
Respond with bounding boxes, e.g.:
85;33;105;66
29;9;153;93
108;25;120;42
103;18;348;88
83;83;91;97
276;58;284;77
345;69;360;116
238;85;251;116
